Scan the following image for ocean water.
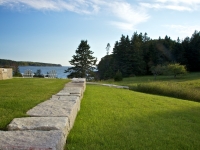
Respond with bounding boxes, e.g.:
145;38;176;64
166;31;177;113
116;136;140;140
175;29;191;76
19;66;70;79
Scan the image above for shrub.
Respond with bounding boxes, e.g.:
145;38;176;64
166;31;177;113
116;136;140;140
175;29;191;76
13;65;22;77
34;69;44;78
114;70;123;81
164;63;187;78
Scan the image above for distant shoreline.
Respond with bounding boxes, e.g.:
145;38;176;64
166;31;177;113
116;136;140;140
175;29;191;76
0;59;62;67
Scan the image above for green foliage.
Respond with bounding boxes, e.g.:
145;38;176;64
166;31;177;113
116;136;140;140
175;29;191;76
0;78;69;130
97;55;115;80
114;70;123;81
65;40;97;79
164;63;187;78
97;30;200;80
66;85;200;150
13;65;22;77
106;43;110;55
34;69;43;78
150;64;164;79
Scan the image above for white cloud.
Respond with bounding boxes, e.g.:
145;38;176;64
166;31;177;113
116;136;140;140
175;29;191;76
0;0;98;14
156;0;200;5
106;1;149;31
0;0;150;31
140;2;192;11
140;0;200;11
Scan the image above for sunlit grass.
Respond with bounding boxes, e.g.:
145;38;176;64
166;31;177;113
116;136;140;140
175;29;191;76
96;72;200;102
136;80;200;102
66;85;200;150
0;78;69;130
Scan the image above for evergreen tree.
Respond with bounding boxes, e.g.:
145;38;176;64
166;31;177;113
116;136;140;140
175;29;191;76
172;37;186;64
106;43;111;55
64;40;97;79
97;55;114;80
13;64;22;77
129;32;146;75
188;30;200;71
97;30;200;80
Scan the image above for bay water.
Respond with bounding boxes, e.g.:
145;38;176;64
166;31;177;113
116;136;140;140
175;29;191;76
19;66;70;79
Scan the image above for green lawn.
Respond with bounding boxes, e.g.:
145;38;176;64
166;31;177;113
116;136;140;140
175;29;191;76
0;78;69;130
66;85;200;150
97;72;200;102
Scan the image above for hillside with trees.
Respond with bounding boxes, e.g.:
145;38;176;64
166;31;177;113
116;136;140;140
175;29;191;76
0;59;62;67
98;31;200;80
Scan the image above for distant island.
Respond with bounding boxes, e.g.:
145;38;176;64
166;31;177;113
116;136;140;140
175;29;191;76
0;59;62;67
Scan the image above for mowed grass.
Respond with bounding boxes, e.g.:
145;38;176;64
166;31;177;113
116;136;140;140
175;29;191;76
66;85;200;150
0;78;69;130
97;72;200;102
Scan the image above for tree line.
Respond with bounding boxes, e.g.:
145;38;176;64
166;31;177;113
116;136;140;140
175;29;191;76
0;59;62;67
98;31;200;80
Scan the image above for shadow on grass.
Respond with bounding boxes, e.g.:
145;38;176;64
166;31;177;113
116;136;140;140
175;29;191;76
66;85;200;150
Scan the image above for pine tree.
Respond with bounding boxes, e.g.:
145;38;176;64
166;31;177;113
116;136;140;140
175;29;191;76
64;40;97;79
106;43;111;55
188;30;200;71
129;32;146;75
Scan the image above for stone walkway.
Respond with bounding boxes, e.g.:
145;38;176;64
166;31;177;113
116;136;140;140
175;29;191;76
87;82;129;89
0;78;86;150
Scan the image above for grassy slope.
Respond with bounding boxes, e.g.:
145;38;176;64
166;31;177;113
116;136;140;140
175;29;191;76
0;78;69;130
97;72;200;102
67;85;200;150
98;72;200;87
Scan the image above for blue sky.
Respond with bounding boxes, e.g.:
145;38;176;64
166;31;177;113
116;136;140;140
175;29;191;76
0;0;200;66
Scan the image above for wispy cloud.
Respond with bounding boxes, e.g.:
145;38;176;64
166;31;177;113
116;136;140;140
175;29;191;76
0;0;150;31
140;0;200;11
0;0;99;14
106;1;149;31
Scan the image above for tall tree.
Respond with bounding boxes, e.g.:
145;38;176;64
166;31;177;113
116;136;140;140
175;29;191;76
97;55;114;80
106;43;111;55
188;30;200;71
64;40;97;79
129;32;146;75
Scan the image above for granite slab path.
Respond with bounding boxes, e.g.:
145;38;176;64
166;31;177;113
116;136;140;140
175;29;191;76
87;82;129;89
0;78;86;150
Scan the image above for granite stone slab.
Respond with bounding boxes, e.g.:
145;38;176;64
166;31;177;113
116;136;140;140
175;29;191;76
65;82;86;91
51;95;79;101
71;78;86;83
56;92;81;97
62;87;83;94
0;130;65;150
56;92;71;96
7;117;70;138
50;96;81;111
26;100;78;129
65;82;85;87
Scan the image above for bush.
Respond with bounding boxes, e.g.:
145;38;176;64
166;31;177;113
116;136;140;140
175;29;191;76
13;65;22;77
114;70;123;81
34;69;44;78
164;63;187;78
